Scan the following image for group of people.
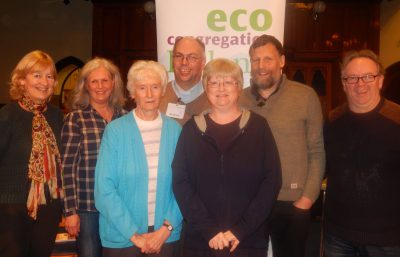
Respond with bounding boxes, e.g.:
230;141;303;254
0;34;399;257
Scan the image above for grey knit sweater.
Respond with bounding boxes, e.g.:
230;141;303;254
239;75;325;203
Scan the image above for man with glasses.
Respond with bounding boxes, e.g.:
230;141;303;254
160;36;209;125
239;34;325;257
323;49;400;257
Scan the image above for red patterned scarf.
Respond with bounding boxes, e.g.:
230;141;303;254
19;95;63;220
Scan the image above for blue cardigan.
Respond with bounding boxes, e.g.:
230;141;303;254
95;112;182;248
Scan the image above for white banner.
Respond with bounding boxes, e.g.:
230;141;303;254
155;0;286;86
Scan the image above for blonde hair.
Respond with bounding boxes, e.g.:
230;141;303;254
9;50;57;101
67;57;125;111
202;58;243;89
126;60;168;95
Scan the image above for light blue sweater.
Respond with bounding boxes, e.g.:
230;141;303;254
94;112;182;248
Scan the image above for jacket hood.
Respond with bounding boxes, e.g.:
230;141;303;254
193;108;251;133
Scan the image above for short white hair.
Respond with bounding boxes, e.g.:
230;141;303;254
127;60;168;94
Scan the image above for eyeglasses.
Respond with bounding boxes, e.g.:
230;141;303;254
342;74;380;84
207;80;237;89
173;54;201;64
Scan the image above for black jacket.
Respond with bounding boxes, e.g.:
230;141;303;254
172;109;282;250
0;102;63;204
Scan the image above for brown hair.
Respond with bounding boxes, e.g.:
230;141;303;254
249;34;284;57
341;49;384;77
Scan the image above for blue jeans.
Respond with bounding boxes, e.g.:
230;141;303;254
324;232;400;257
77;211;102;257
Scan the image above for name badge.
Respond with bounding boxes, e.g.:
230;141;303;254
291;183;298;189
166;103;186;119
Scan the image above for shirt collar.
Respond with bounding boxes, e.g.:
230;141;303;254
172;80;204;104
251;75;285;106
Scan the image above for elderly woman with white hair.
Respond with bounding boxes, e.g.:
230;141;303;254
95;60;183;257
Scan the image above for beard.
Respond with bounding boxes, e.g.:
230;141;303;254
251;75;276;90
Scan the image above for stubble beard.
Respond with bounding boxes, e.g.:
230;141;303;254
251;76;276;90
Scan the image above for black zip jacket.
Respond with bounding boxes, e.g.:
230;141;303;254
172;109;282;250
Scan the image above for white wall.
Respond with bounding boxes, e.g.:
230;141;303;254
380;0;400;68
0;0;92;103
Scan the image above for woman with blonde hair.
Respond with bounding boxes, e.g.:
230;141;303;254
0;50;64;257
62;57;126;257
173;58;282;257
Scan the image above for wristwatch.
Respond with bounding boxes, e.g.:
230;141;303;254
163;222;173;231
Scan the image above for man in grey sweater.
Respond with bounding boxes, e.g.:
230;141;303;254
239;34;325;257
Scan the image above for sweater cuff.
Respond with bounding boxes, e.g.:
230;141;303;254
64;209;77;217
230;223;248;242
200;226;223;242
302;184;323;203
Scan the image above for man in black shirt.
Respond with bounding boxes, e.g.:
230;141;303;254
324;49;400;257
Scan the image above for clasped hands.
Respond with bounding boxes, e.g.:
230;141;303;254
130;226;171;254
208;230;240;252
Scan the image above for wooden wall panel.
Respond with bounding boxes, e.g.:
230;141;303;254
122;6;157;51
284;3;380;53
283;2;380;111
92;1;157;83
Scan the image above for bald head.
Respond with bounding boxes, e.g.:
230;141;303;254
173;37;205;58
